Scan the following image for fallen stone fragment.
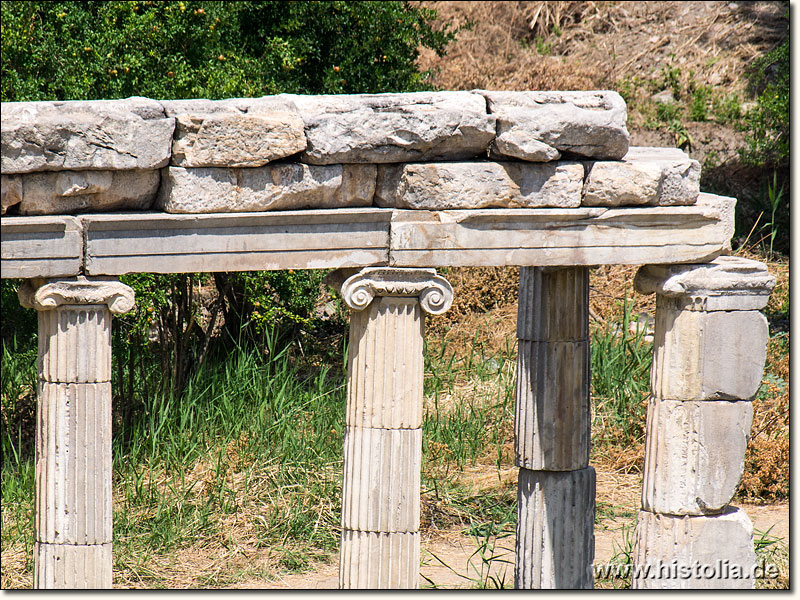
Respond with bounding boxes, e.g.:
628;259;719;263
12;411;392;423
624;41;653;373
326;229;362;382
8;170;159;215
160;97;306;167
284;92;495;164
633;508;756;589
641;397;753;515
375;161;583;209
480;90;629;160
583;146;700;206
157;164;376;213
1;97;174;174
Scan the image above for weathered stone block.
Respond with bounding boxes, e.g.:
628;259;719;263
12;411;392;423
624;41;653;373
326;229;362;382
635;256;776;312
285;92;495;164
480;90;629;160
34;542;112;589
1;174;22;214
517;266;589;341
35;383;113;545
375;162;583;209
161;97;306;167
516;467;595;589
632;508;756;589
9;170;160;215
583;147;700;207
1;97;174;173
0;215;83;279
516;341;590;471
347;297;424;429
339;530;419;589
650;303;769;401
642;397;753;515
156;164;376;213
341;427;421;533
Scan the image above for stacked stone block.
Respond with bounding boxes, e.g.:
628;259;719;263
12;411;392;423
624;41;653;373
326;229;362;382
514;266;594;589
18;277;135;589
631;256;775;589
328;267;452;589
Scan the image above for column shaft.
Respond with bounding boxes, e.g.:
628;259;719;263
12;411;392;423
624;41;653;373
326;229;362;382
514;266;594;589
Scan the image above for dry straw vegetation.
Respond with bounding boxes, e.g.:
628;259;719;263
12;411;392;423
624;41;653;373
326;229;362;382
1;0;789;589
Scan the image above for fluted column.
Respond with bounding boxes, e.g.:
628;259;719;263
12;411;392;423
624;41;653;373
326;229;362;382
631;256;775;589
514;266;594;589
18;276;135;589
326;267;452;589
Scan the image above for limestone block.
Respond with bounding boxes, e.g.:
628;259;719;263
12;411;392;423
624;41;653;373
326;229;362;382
161;97;306;167
583;147;700;207
10;170;160;215
285;92;495;164
650;302;769;401
1;97;174;173
1;174;22;214
480;90;629;160
339;530;419;589
36;307;111;383
341;427;421;532
635;256;776;311
642;398;753;515
347;297;424;429
632;508;756;589
34;542;112;589
517;266;589;341
375;162;583;209
156;164;376;213
35;383;113;544
516;341;590;471
516;467;595;589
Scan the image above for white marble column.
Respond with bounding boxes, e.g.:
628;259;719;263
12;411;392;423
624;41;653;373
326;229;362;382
327;267;452;589
631;256;775;589
18;276;135;589
514;266;594;589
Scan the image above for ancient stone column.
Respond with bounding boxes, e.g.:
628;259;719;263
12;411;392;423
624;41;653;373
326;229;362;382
514;266;594;589
18;276;135;589
327;267;453;589
631;256;775;589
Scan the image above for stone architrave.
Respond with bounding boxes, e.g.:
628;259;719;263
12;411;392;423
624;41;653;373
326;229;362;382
327;267;452;589
18;276;135;589
514;267;593;589
632;256;775;590
479;90;630;160
583;147;701;207
285;92;495;164
1;97;174;174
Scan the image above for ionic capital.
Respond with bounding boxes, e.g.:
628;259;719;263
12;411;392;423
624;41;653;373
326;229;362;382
18;276;135;314
634;256;775;311
328;267;453;315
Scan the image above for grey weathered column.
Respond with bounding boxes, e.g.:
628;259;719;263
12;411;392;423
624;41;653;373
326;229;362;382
514;266;594;589
631;256;775;589
18;276;135;589
326;267;453;589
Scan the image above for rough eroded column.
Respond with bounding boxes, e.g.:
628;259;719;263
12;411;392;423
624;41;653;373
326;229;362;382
327;267;452;589
631;256;775;589
18;276;135;589
515;266;594;589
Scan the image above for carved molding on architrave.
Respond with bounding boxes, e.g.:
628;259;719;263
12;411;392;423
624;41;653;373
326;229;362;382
330;267;453;315
18;276;135;314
